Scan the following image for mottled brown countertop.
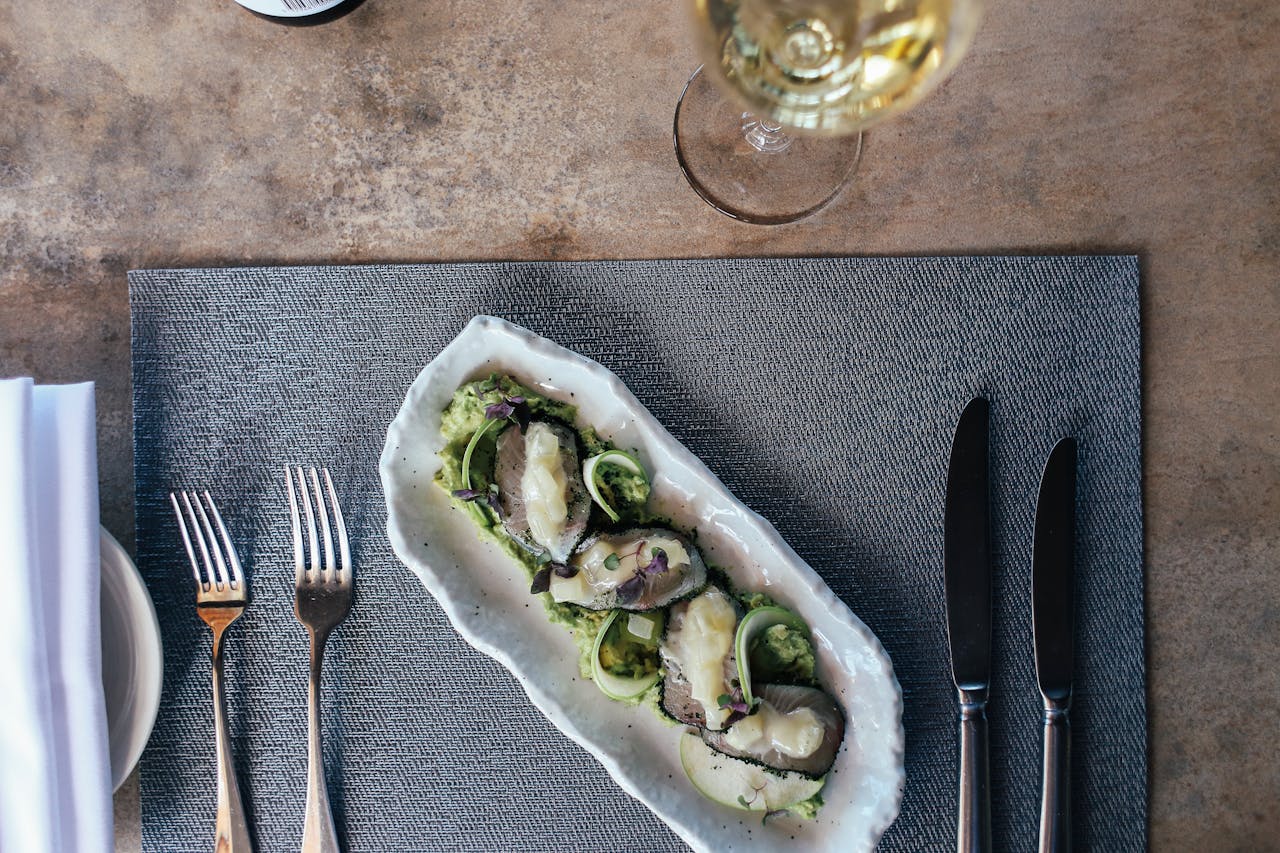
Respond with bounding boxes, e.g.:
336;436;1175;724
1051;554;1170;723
1;0;1277;849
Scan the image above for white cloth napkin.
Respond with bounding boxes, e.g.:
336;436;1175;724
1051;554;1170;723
0;379;112;853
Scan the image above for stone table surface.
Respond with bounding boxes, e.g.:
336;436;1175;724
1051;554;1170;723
1;0;1277;849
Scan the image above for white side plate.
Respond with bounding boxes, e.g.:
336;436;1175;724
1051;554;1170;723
100;526;163;791
380;316;904;852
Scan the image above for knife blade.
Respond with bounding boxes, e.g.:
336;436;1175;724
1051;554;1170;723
1032;437;1077;853
943;397;992;853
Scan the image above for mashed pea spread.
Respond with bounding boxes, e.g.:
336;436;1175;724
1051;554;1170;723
753;624;817;685
436;374;829;820
436;375;653;676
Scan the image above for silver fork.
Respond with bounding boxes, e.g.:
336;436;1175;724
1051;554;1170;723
286;467;353;853
170;490;254;853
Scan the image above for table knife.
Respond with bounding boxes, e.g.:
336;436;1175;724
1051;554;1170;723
1033;437;1077;853
944;397;992;853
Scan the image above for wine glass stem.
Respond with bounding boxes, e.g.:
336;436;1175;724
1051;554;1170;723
741;113;793;152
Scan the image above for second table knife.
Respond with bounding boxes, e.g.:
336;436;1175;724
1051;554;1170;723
944;397;992;853
1033;437;1077;853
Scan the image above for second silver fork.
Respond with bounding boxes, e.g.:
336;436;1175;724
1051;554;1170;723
285;466;353;853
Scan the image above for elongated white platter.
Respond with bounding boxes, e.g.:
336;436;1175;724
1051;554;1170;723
380;316;904;852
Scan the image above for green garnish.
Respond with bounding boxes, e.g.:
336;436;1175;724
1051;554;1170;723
734;606;813;706
461;418;500;490
603;553;621;571
582;449;648;522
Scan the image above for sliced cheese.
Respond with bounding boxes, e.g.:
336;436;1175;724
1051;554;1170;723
723;700;824;759
670;588;737;729
521;422;570;555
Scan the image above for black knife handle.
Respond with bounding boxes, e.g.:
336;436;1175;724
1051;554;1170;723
1039;703;1072;852
957;689;992;853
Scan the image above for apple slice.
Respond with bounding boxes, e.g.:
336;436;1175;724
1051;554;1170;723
678;731;825;813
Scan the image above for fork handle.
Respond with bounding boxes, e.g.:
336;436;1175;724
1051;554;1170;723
304;628;340;853
211;625;254;853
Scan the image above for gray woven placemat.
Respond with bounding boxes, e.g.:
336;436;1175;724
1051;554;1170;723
130;257;1146;852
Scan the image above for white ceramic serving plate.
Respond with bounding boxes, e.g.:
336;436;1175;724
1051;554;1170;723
380;316;904;852
100;526;163;790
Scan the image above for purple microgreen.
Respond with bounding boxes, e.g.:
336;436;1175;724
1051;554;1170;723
552;562;578;579
614;544;666;605
484;389;531;424
530;566;552;595
603;553;621;571
453;486;502;518
535;551;553;566
737;795;752;809
616;572;646;605
718;686;753;722
640;548;668;576
485;400;516;420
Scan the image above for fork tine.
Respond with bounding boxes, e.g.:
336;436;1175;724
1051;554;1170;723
181;491;220;590
170;492;207;590
203;491;245;589
192;490;231;589
286;466;304;586
296;466;321;579
322;468;351;582
309;467;336;582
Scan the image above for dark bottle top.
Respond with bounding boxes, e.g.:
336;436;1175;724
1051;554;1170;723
235;0;366;26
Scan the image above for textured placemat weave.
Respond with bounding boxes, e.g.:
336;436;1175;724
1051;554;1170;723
130;257;1146;852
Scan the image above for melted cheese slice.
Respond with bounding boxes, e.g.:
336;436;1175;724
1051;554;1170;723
578;535;690;583
670;588;737;729
723;700;824;759
551;533;692;605
521;422;570;556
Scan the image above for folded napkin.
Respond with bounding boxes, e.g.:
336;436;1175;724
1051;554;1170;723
0;379;111;853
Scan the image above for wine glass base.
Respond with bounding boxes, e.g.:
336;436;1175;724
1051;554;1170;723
673;65;863;225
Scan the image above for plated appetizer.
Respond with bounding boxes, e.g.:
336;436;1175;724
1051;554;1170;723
436;375;845;818
380;316;903;852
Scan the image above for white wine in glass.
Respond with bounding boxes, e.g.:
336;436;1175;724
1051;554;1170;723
675;0;981;223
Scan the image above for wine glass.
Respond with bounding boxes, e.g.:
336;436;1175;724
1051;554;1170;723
675;0;983;224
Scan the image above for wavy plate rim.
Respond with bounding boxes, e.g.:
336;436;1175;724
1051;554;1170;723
379;315;905;852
